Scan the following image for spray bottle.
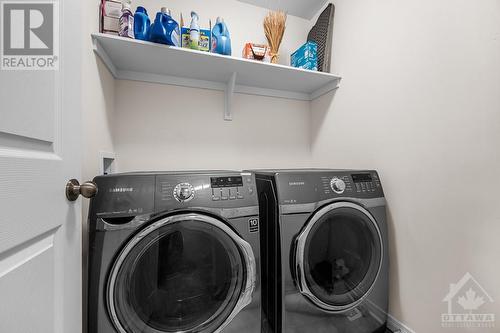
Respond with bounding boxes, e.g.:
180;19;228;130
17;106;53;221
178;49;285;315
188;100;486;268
189;11;200;50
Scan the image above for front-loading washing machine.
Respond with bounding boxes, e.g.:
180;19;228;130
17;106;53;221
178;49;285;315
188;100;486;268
87;171;261;333
251;169;388;333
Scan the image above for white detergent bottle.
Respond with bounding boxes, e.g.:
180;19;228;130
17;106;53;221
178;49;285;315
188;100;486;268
189;11;200;50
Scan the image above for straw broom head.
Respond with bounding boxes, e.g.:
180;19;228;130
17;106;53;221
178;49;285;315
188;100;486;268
264;10;287;64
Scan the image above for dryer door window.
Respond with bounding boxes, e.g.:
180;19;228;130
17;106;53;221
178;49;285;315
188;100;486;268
294;202;383;312
108;213;256;333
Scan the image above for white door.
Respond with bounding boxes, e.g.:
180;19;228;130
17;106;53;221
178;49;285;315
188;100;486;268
0;0;83;332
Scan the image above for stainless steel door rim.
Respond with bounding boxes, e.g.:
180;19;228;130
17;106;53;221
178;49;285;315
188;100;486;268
294;201;384;312
107;213;256;333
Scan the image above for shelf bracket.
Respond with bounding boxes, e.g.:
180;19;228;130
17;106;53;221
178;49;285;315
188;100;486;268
224;72;237;121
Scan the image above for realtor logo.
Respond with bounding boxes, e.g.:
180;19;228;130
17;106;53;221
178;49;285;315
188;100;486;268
441;272;495;328
1;1;59;70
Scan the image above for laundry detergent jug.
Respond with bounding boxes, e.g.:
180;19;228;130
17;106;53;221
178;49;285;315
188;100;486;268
150;7;180;46
134;6;151;41
211;17;231;55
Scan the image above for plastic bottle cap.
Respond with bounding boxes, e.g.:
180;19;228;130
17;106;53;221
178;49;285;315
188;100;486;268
190;11;199;31
136;6;147;14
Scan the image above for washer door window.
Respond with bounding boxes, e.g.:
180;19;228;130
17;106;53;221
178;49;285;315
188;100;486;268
108;213;256;333
294;202;383;312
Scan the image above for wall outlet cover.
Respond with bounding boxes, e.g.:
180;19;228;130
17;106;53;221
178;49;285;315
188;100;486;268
99;151;116;175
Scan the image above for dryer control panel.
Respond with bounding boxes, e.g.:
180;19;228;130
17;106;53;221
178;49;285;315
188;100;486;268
351;173;382;194
320;172;382;196
273;170;384;205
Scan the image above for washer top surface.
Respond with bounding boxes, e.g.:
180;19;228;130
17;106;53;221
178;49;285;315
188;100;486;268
98;170;242;177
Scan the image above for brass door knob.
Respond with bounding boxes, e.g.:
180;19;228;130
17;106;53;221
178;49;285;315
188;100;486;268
66;179;98;201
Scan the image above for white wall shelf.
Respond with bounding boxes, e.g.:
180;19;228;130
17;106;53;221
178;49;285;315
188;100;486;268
92;33;341;120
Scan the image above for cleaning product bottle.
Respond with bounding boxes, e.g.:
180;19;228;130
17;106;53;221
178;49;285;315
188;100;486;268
189;11;200;50
133;6;150;41
118;0;134;38
211;17;231;55
150;7;180;46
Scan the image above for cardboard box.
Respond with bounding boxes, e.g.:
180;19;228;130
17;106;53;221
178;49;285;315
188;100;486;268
291;41;318;71
181;27;212;52
102;0;121;18
242;43;271;62
181;27;190;48
180;14;212;52
100;0;121;33
198;29;211;52
103;16;119;33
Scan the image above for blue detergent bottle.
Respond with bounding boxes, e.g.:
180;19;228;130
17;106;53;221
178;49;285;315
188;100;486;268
150;7;180;46
134;6;150;41
211;17;231;55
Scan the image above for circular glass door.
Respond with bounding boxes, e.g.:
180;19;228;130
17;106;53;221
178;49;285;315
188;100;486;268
294;202;383;312
107;213;255;333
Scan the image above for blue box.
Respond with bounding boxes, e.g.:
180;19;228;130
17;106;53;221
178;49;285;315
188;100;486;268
181;27;211;52
291;41;318;71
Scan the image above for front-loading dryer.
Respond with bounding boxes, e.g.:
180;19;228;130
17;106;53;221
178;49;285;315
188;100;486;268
251;169;388;333
87;171;260;333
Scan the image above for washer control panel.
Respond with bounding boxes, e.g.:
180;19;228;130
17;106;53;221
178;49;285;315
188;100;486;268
173;183;195;202
210;176;247;201
90;172;258;218
330;177;346;194
156;172;256;210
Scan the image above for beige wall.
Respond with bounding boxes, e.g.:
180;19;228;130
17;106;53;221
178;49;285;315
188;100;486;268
113;80;312;171
312;0;500;332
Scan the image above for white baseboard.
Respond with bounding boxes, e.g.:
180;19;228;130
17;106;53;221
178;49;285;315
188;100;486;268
387;314;416;333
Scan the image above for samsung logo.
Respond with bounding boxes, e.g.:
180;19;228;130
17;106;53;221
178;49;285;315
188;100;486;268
109;187;134;193
288;181;305;186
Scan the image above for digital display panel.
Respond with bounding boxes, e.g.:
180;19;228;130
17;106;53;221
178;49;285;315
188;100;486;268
210;176;243;188
351;173;373;183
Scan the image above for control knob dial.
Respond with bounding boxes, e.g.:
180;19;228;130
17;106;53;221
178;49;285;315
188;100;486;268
330;178;346;194
173;183;195;202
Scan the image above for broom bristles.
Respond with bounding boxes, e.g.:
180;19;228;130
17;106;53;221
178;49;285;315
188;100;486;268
264;10;287;63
